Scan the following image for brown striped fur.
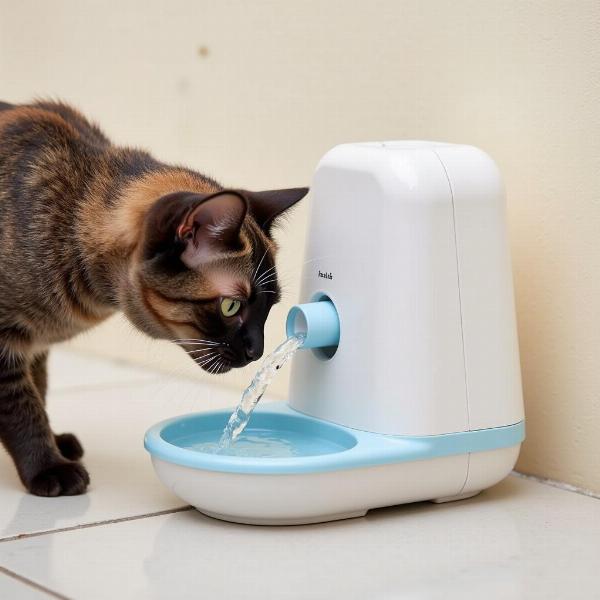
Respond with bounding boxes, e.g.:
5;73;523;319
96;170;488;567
0;100;307;496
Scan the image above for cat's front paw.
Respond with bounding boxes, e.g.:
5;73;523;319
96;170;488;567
55;432;84;461
28;462;90;497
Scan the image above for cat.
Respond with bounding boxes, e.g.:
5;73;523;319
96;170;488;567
0;100;307;497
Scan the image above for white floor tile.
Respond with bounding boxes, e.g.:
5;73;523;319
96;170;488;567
0;377;242;539
0;476;597;600
48;349;159;391
0;571;50;599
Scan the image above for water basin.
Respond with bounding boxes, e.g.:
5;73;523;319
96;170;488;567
146;405;358;473
145;403;524;525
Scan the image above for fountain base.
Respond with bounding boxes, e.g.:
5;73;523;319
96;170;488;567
145;402;524;526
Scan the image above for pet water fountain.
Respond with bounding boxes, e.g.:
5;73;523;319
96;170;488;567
145;141;525;525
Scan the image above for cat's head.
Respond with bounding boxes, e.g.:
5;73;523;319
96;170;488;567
123;187;308;373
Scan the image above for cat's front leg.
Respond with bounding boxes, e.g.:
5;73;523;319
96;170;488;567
0;352;89;496
30;351;85;462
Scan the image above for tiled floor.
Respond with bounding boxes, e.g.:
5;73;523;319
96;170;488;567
0;350;597;599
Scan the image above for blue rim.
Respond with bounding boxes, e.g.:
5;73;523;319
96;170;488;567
144;402;525;475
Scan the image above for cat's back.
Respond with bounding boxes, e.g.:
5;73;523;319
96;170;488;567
0;101;111;266
0;100;109;148
0;100;108;184
0;100;110;219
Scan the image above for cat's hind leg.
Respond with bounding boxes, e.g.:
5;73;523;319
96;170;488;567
30;351;85;462
0;350;89;496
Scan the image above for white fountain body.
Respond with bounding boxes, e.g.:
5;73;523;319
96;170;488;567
287;141;524;507
146;142;525;525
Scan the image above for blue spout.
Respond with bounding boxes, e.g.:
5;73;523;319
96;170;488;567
286;300;340;349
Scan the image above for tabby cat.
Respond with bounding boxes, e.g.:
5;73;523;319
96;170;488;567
0;100;307;496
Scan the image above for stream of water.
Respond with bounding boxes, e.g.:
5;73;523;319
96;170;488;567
217;333;306;451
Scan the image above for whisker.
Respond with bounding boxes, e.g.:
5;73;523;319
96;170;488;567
255;265;277;285
252;249;269;282
255;277;275;288
195;353;219;367
265;254;337;280
257;264;276;277
200;361;219;373
256;274;278;284
257;290;278;294
256;279;278;289
212;360;224;375
188;352;220;359
173;339;221;345
195;349;218;359
255;272;277;287
194;353;217;366
181;344;221;352
187;348;217;355
172;338;220;342
181;343;223;350
199;355;221;370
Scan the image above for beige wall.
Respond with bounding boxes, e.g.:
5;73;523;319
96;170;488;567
1;1;599;492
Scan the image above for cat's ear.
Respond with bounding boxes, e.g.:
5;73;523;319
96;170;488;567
143;190;247;269
245;187;309;233
177;191;248;269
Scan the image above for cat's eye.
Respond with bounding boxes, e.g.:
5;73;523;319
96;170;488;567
220;298;241;317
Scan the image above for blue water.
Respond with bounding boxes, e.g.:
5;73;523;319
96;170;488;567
185;428;347;458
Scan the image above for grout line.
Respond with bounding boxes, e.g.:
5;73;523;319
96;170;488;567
512;471;600;500
0;565;71;600
0;506;193;544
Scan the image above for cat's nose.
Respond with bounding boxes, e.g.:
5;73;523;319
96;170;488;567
244;338;263;361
